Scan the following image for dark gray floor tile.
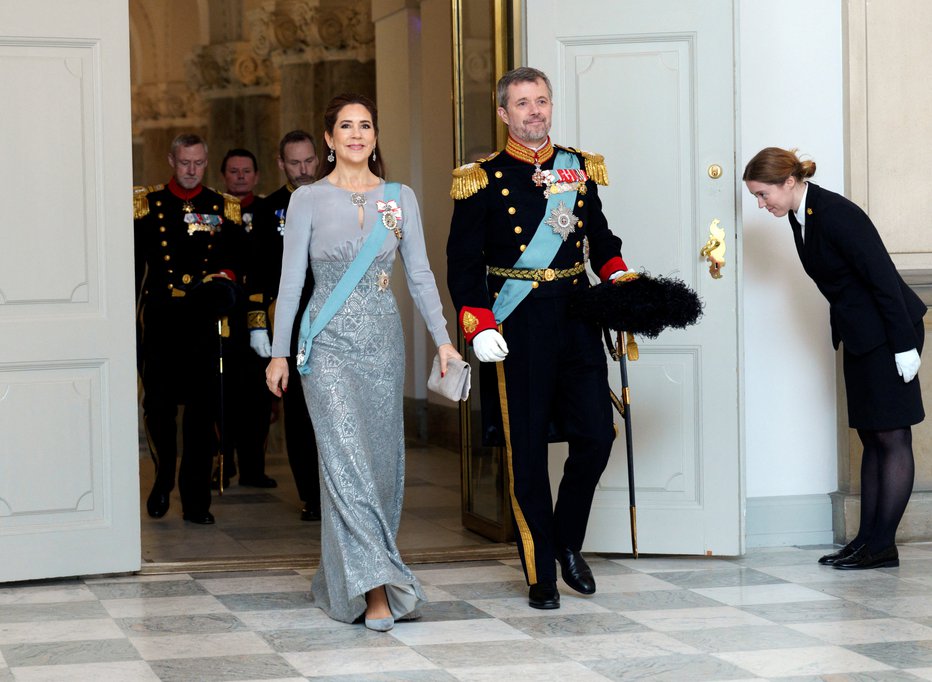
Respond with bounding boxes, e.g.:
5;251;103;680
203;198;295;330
147;653;300;682
1;639;140;667
414;640;569;669
739;599;893;623
503;612;646;637
416;600;494;622
586;652;755;681
117;612;246;636
86;580;207;600
847;639;932;668
310;673;458;682
215;591;313;612
212;493;280;505
259;625;404;651
664;624;823;652
650;567;786;589
590;589;722;611
194;570;301;580
0;600;109;623
435;580;528;600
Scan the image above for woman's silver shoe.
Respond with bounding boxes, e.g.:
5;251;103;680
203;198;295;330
364;616;394;632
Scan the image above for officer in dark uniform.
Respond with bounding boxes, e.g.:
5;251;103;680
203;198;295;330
134;133;243;525
447;67;629;609
215;148;278;489
246;130;321;521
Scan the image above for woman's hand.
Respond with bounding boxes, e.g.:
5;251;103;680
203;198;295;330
266;357;289;397
437;343;462;376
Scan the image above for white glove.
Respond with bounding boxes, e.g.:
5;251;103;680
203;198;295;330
250;329;272;358
895;348;921;383
609;270;628;281
472;329;509;362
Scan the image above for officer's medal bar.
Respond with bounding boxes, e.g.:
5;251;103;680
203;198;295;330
184;212;224;235
274;208;286;235
536;168;589;199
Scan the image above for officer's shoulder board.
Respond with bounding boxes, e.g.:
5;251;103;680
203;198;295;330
555;145;608;186
450;150;499;200
221;192;242;224
132;183;164;219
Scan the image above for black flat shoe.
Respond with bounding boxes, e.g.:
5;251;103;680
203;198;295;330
818;543;860;565
557;548;596;594
833;544;898;570
182;511;216;525
529;581;560;610
300;506;321;522
239;475;277;488
146;488;170;518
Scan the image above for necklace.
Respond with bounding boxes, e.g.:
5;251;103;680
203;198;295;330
350;191;367;207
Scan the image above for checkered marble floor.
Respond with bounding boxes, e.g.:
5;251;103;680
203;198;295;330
5;545;932;681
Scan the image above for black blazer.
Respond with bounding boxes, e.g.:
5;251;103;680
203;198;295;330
788;183;926;356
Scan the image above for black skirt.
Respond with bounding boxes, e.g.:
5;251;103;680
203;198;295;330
843;321;925;430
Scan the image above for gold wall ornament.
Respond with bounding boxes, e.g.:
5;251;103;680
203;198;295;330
700;218;726;279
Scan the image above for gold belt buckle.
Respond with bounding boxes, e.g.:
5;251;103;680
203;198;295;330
543;268;556;282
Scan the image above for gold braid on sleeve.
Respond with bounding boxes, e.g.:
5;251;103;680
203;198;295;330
450;162;489;200
581;151;609;186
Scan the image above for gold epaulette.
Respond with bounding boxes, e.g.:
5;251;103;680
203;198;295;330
133;186;149;219
222;193;242;224
132;185;160;219
450;160;490;200
581;151;608;186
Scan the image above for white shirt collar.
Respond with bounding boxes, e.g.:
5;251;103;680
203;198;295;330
794;182;809;228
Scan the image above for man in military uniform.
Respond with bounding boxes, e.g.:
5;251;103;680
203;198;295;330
246;130;321;521
447;67;629;609
215;148;278;489
134;133;243;525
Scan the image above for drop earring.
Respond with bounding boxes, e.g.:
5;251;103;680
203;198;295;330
327;148;335;163
372;148;377;162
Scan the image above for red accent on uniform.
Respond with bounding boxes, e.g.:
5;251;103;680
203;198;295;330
599;257;628;282
460;306;496;344
239;193;255;209
167;177;203;201
219;269;237;282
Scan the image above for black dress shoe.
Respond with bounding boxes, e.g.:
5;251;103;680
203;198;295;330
146;488;170;518
557;548;596;594
818;542;860;566
300;506;321;522
833;544;898;570
528;581;560;609
238;475;277;488
182;511;216;525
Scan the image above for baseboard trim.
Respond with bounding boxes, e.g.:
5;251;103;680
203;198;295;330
746;494;834;548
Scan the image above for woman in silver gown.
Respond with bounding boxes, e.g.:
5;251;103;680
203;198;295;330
266;94;461;630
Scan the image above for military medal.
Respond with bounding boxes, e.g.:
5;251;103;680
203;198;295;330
182;201;195;213
544;201;579;241
184;212;223;235
274;208;286;235
376;199;403;239
243;212;253;233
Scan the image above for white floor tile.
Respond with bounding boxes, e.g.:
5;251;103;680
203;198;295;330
389;619;531;646
9;661;161;682
714;644;892;678
692;582;838;606
543;630;702;660
284;646;438;677
0;618;124;645
100;595;228;618
129;631;273;660
620;606;774;631
787;617;932;645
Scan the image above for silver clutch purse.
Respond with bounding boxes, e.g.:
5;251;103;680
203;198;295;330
427;354;471;401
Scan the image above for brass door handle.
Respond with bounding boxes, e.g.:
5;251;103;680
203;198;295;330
700;218;726;279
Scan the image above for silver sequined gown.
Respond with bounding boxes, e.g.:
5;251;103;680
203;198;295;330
272;179;452;624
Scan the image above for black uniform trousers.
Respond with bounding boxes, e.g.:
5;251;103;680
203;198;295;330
224;348;273;482
283;355;320;511
496;295;615;585
141;299;219;516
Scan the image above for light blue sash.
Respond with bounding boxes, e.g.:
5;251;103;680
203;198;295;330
491;150;580;324
295;182;400;375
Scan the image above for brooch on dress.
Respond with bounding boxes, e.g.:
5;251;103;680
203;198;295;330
377;200;403;239
376;269;391;291
544;201;579;242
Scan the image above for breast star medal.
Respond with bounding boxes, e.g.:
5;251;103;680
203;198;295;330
544;201;579;241
376;269;390;291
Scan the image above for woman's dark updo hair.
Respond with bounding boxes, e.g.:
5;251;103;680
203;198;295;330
316;93;386;180
743;147;816;185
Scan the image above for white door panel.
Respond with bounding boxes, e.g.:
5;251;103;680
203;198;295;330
531;0;741;555
0;0;139;581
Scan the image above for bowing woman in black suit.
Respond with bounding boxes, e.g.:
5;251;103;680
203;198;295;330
744;147;926;570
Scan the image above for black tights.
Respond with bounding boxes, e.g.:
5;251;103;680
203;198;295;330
853;427;915;552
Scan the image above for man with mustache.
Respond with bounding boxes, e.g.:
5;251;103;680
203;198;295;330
447;67;629;609
245;130;322;521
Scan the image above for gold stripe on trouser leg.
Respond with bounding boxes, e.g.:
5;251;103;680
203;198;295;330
495;328;537;584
